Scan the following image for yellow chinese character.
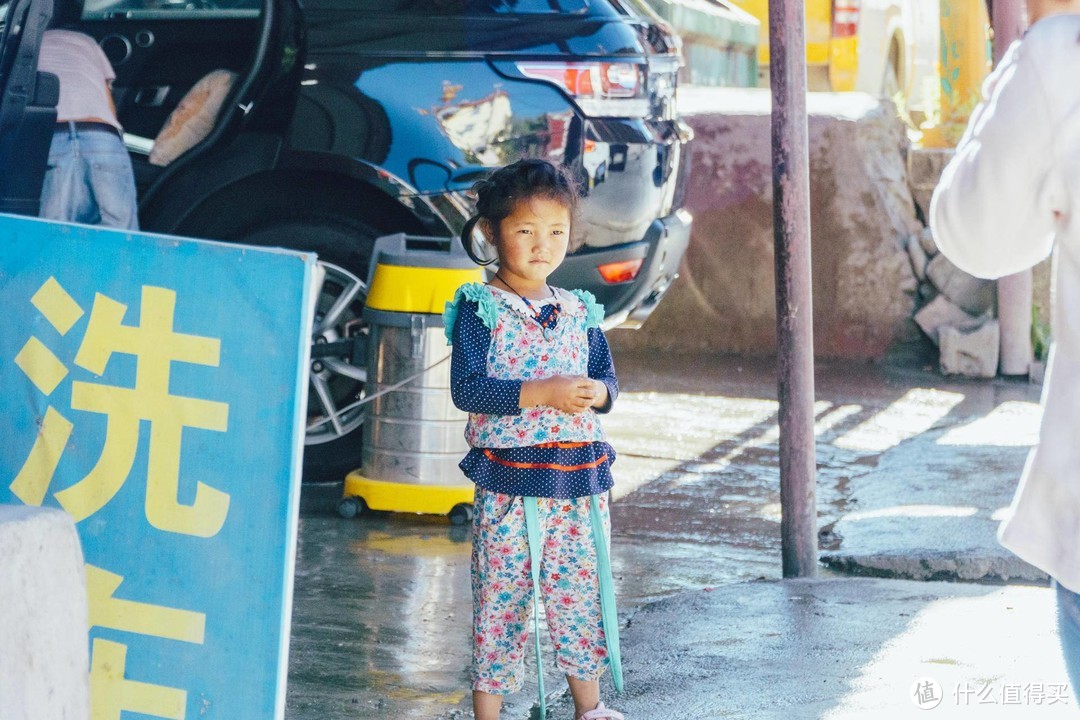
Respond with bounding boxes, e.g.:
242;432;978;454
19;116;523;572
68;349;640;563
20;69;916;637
10;279;231;537
90;638;187;720
87;565;206;644
86;564;206;719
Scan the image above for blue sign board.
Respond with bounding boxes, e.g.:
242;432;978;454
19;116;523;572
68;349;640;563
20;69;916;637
0;215;317;719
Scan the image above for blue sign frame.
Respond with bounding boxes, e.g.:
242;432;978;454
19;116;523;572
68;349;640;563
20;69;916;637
0;215;317;720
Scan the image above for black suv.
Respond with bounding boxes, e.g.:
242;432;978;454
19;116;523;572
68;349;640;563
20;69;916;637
12;0;693;480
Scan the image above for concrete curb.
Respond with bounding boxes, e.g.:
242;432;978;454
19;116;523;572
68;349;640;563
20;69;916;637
0;505;89;720
820;550;1049;584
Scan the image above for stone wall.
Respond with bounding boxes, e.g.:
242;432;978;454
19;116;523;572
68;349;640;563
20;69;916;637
611;88;922;360
910;147;1053;378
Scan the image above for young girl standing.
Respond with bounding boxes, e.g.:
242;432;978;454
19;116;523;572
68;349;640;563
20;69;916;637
444;159;624;720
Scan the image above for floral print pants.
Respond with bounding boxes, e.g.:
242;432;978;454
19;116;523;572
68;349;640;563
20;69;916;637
471;487;612;695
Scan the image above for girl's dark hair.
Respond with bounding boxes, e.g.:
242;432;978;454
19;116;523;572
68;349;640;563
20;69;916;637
460;158;582;266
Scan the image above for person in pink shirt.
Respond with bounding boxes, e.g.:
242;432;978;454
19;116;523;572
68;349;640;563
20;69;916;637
37;28;138;229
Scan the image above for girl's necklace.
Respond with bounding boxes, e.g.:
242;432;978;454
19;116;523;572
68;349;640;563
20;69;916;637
494;273;562;332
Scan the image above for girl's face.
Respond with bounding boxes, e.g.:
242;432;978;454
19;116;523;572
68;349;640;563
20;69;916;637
489;195;571;293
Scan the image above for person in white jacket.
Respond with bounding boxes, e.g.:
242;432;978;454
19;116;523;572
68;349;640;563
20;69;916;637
930;0;1080;697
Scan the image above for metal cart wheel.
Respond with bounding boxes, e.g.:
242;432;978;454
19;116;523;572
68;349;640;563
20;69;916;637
448;503;474;526
338;496;366;519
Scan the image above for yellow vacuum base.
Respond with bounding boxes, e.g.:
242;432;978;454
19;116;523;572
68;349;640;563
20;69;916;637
342;473;474;518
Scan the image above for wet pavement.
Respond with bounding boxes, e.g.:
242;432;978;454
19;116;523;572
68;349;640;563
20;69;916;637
286;353;1052;719
544;578;1073;719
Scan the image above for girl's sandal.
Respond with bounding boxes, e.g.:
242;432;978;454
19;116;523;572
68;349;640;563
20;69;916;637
577;701;625;720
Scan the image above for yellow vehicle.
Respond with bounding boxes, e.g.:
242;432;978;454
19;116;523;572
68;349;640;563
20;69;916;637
729;0;939;118
730;0;858;91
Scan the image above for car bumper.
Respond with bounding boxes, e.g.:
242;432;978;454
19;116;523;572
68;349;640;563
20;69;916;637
549;206;692;329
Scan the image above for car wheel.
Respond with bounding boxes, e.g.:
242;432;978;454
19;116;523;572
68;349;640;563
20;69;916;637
239;220;375;483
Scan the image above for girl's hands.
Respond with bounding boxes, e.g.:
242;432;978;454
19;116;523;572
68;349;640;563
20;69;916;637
521;376;607;413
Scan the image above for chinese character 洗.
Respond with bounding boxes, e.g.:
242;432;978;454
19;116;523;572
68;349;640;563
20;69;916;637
11;278;231;537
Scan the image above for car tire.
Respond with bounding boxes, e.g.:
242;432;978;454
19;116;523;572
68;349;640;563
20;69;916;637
239;219;376;484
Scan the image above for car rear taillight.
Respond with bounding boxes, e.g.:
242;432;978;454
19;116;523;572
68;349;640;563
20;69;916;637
516;61;649;118
832;0;860;38
597;258;644;284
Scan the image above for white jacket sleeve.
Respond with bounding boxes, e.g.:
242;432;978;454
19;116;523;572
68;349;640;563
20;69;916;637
929;39;1063;280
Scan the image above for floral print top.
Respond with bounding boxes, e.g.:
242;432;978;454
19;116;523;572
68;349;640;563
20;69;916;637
445;283;618;498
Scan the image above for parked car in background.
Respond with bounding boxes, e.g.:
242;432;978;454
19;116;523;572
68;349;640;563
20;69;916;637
728;0;939;119
17;0;694;481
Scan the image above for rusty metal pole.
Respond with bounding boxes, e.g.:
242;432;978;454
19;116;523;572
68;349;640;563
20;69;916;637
991;0;1034;376
769;0;818;578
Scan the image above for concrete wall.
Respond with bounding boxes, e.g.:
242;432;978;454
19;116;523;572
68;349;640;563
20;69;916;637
612;88;921;360
0;506;89;720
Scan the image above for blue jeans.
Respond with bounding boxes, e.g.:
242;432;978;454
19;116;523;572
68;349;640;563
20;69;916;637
39;123;139;230
1055;579;1080;702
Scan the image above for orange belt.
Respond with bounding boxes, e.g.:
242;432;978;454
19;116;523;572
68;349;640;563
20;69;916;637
482;445;608;472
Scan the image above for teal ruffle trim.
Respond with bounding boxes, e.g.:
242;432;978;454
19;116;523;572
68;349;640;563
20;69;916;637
443;282;499;344
570;289;605;328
